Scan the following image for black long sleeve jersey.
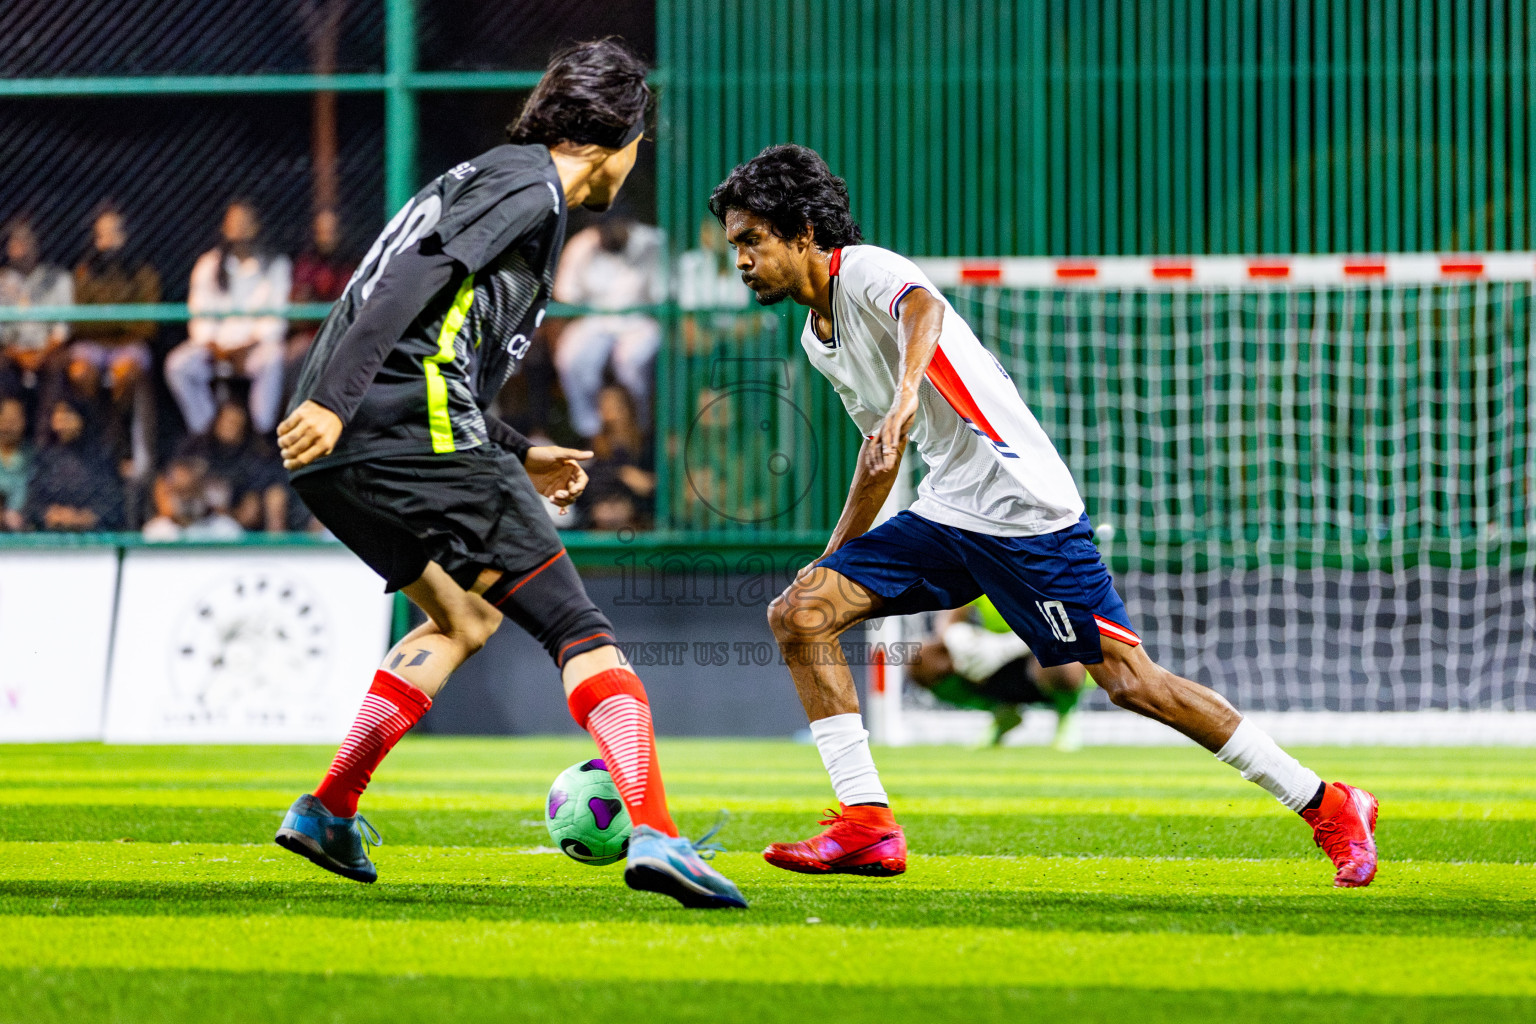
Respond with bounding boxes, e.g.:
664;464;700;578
288;144;569;475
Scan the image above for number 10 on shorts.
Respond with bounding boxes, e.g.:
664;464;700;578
1036;600;1076;643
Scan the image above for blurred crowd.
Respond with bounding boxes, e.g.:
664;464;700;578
0;200;752;538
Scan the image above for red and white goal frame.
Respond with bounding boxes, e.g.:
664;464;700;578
914;252;1536;288
860;252;1536;747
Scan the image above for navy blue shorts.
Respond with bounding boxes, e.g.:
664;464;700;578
818;510;1141;667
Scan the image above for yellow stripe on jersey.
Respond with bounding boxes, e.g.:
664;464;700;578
425;274;475;453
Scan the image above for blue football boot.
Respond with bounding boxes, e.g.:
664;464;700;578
275;794;382;884
623;819;748;909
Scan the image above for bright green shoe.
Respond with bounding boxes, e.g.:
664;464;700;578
985;704;1024;747
1050;678;1089;752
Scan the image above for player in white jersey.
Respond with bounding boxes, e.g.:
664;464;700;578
708;144;1380;887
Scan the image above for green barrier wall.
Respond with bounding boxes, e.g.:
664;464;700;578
658;0;1536;257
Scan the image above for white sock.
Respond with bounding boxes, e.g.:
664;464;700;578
809;713;889;806
1215;718;1324;813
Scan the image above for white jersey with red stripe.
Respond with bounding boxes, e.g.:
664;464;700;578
800;244;1084;537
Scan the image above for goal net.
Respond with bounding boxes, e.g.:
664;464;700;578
866;254;1536;745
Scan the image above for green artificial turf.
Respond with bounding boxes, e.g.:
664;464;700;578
2;740;1533;1023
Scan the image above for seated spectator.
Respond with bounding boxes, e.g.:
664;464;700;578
67;204;161;473
0;218;72;400
291;208;354;307
676;217;752;311
676;217;756;357
0;396;30;530
175;399;288;533
22;397;123;532
552;212;665;440
286;208;356;397
165;200;290;436
142;455;244;542
583;385;655;531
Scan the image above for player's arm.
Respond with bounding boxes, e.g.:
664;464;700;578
811;433;908;573
484;416;593;514
282;170;555;471
869;286;945;474
278;244;459;470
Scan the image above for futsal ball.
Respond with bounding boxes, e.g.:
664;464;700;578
545;759;632;865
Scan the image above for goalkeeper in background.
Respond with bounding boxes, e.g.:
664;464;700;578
909;596;1089;750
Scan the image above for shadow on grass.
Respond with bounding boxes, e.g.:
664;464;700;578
3;878;1532;937
4;967;1533;1024
4;806;1532;862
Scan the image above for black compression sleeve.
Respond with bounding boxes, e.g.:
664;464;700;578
309;244;460;424
485;416;533;462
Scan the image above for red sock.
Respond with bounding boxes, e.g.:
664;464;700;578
567;668;677;837
313;670;432;818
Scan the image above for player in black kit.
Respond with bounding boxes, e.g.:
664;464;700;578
272;39;745;910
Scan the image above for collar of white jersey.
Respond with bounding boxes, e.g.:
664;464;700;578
812;247;844;349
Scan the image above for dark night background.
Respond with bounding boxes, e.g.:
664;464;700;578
0;0;658;298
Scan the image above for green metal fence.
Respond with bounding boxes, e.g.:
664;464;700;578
657;0;1536;256
9;1;1535;554
0;0;533;218
651;0;1536;547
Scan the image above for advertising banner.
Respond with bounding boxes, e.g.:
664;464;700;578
0;550;118;741
104;547;390;743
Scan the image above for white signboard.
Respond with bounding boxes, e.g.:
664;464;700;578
104;548;391;743
0;550;118;741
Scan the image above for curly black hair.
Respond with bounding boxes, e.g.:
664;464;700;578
708;144;863;248
507;38;650;150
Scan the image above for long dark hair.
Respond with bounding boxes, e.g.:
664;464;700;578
214;199;271;292
506;38;650;150
708;144;863;248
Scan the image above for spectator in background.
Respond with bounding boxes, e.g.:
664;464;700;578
165;200;290;436
22;397;123;532
142;455;243;542
0;396;30;530
552;212;665;440
68;205;161;474
675;216;760;361
175;398;288;533
291;208;354;306
286;208;355;398
676;216;752;312
583;385;656;531
0;218;72;401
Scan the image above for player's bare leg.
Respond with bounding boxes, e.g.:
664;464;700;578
1082;637;1240;750
763;567;907;876
1091;637;1379;887
276;563;503;882
384;565;506;696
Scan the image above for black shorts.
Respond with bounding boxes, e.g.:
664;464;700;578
292;446;564;593
973;657;1047;707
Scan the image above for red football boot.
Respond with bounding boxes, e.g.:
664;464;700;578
763;804;907;876
1302;782;1379;888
